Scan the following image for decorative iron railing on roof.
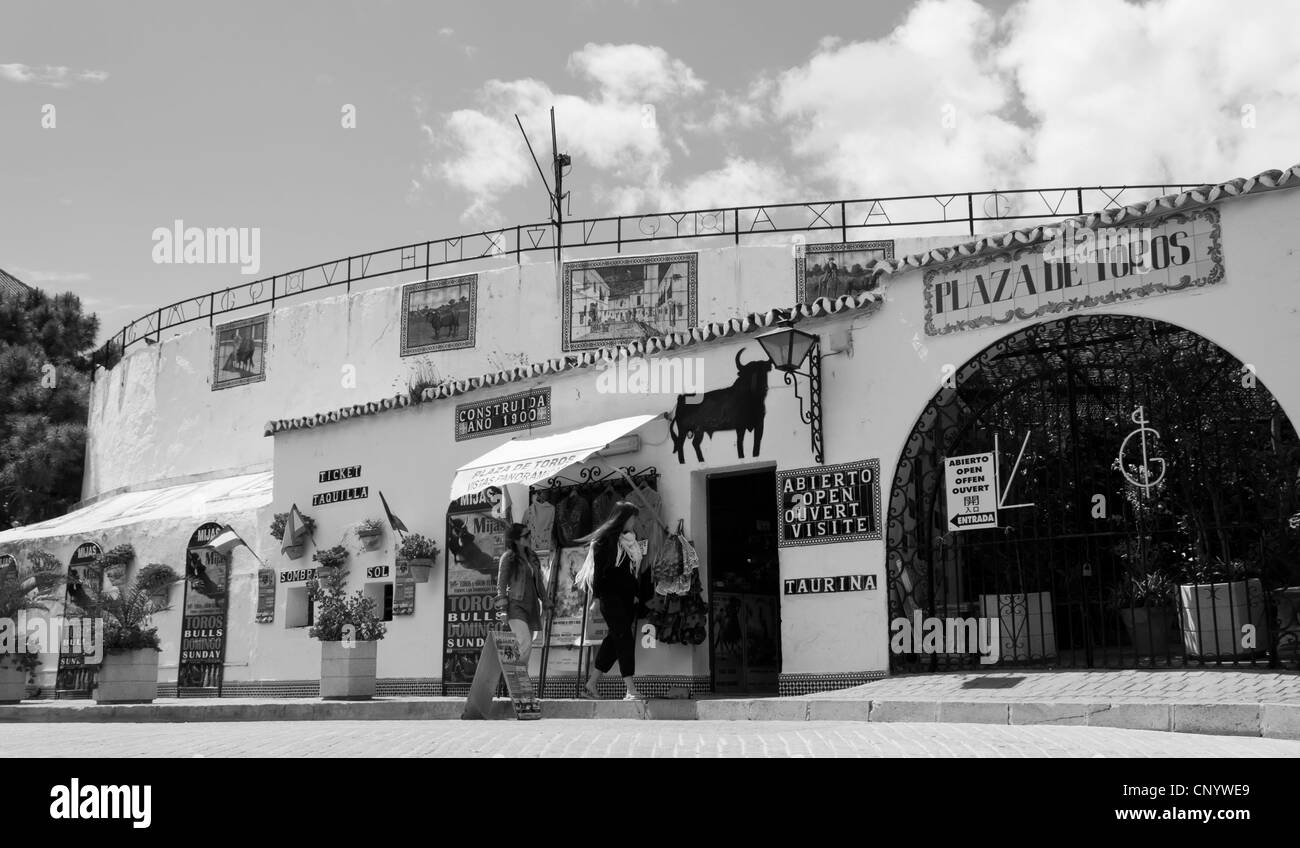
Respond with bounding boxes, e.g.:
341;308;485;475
90;182;1198;368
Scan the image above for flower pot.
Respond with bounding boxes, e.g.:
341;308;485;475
358;530;383;551
399;558;434;583
320;640;377;700
1118;606;1175;657
96;649;160;704
1272;587;1300;661
0;664;28;704
283;543;305;560
978;591;1057;663
1177;578;1269;660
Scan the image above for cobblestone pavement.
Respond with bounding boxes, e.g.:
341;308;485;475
808;669;1300;703
3;720;1300;757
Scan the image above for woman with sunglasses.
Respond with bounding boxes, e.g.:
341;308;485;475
494;523;551;668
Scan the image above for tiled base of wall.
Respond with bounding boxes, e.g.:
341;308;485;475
777;671;887;696
28;674;866;699
442;675;712;700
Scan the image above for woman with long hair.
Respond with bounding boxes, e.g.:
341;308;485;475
575;501;644;700
494;523;551;668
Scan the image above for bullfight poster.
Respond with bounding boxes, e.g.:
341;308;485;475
178;522;230;694
442;500;508;690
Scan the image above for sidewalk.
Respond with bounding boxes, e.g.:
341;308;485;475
2;669;1297;740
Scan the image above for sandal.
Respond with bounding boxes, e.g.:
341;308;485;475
578;688;600;700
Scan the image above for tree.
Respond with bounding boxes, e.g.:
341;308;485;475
0;287;99;528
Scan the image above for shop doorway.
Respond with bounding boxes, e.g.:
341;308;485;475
886;314;1300;672
707;468;782;693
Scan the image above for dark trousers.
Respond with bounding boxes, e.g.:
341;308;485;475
594;591;636;677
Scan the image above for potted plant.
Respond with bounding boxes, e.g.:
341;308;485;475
312;545;349;576
396;533;440;583
356;518;384;551
307;566;386;700
1108;571;1177;657
0;552;63;703
1175;557;1268;661
136;563;181;606
270;512;316;560
86;575;169;704
96;543;136;589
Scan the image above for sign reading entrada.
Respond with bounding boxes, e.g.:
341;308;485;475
923;207;1222;336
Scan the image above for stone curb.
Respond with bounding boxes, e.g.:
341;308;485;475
1;697;1296;739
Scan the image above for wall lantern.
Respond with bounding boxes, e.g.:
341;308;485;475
756;319;824;464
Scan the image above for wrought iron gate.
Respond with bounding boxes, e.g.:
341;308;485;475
886;314;1300;671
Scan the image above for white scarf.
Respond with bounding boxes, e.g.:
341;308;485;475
618;532;642;573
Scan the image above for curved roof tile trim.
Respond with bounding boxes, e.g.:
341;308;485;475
264;164;1300;437
264;288;886;436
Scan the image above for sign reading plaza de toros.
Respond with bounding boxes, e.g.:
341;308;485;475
455;388;551;441
776;459;881;547
923;207;1222;335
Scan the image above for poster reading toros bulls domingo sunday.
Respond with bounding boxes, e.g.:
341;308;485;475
179;522;230;693
443;493;509;690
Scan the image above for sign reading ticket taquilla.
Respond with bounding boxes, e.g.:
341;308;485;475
923;207;1222;336
456;388;551;441
777;459;881;547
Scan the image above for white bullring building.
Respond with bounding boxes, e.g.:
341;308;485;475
2;165;1298;699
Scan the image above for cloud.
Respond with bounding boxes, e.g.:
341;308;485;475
773;0;1025;196
438;27;455;36
0;64;110;88
416;45;704;224
602;156;801;214
419;1;1300;229
11;268;91;284
999;0;1300;187
771;0;1300;197
567;42;705;103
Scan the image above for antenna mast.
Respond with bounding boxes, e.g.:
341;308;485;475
515;107;570;287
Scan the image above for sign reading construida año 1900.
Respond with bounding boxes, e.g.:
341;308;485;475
923;206;1222;336
455;388;551;441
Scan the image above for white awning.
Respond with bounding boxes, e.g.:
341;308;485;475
0;472;273;544
449;415;660;500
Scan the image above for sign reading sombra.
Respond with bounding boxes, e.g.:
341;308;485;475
456;388;551;441
923;206;1222;336
776;459;881;547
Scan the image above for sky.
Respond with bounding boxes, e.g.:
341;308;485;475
1;0;1298;343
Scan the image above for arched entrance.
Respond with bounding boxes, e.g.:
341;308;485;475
886;314;1300;671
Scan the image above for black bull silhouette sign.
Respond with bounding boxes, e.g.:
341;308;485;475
670;348;772;464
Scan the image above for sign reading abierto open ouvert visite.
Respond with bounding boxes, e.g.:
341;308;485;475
776;459;881;547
